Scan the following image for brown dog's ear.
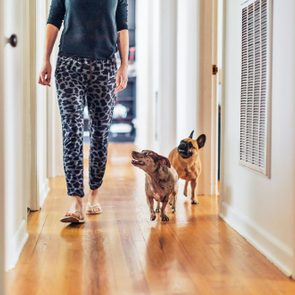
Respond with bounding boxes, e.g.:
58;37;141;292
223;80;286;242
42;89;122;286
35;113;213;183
158;156;171;168
196;134;206;149
189;130;194;139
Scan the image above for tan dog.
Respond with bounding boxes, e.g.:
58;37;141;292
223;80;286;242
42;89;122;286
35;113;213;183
168;131;206;205
131;150;178;222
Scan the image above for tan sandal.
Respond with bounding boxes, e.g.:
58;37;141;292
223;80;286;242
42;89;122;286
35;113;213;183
60;211;85;224
86;202;103;215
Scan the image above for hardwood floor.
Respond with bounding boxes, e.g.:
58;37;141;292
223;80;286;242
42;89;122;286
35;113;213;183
6;144;295;295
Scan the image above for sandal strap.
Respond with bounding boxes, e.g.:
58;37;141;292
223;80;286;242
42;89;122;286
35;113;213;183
67;211;84;219
87;203;101;208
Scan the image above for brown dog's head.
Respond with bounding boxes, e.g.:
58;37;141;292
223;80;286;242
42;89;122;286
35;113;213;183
177;131;206;159
131;150;171;174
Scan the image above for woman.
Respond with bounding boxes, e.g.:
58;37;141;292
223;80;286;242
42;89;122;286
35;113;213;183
38;0;129;223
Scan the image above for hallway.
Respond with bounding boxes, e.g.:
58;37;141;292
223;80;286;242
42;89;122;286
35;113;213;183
5;144;295;295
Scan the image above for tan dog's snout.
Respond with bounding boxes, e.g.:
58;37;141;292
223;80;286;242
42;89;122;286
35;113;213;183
177;132;206;160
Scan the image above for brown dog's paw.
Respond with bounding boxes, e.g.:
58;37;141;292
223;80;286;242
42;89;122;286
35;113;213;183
191;200;199;205
150;214;156;221
161;214;169;222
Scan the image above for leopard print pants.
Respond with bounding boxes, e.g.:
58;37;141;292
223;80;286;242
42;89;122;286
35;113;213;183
55;54;117;197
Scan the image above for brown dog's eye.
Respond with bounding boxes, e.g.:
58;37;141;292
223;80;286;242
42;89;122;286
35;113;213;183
144;151;153;156
188;142;193;148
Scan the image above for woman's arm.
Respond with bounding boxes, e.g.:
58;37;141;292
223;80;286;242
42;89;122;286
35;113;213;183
115;29;129;93
38;24;59;86
115;0;129;93
39;0;65;86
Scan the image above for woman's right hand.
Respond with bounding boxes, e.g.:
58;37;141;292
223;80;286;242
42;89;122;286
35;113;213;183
38;61;52;86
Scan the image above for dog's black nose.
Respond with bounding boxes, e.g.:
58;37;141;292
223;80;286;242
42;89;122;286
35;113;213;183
178;141;188;151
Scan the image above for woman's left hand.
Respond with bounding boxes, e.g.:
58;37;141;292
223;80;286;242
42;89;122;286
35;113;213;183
115;64;128;93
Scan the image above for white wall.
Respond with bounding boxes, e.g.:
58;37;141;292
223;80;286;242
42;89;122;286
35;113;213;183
135;0;155;150
136;0;178;156
157;0;177;156
176;0;199;143
220;0;295;276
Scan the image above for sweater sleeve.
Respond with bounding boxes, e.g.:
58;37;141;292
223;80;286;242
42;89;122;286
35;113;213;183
47;0;65;30
116;0;128;32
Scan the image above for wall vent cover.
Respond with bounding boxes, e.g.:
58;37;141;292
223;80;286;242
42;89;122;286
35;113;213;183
239;0;272;176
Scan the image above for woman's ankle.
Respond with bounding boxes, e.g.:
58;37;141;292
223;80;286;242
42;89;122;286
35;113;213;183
88;189;99;203
73;196;83;210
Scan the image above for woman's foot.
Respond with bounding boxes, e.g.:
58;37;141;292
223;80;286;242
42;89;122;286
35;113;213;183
86;189;103;215
60;196;85;223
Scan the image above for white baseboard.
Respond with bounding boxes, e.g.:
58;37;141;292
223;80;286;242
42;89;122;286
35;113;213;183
5;219;28;271
220;201;293;277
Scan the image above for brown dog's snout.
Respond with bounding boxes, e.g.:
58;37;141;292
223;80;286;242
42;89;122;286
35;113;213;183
132;151;141;159
131;151;147;167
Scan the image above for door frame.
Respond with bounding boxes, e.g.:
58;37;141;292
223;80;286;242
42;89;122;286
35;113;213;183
216;0;224;197
211;0;219;196
25;0;38;211
0;0;5;291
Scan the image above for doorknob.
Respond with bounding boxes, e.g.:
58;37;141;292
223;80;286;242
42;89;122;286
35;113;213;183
7;34;17;47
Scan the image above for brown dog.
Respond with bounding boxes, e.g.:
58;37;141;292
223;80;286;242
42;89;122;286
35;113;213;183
131;150;178;221
168;131;206;205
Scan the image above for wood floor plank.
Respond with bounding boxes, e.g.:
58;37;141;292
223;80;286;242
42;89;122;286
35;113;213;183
5;143;295;295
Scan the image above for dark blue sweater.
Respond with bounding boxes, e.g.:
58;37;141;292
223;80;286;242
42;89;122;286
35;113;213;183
47;0;128;59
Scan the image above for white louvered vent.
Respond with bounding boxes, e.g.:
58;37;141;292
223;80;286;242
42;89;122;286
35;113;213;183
240;0;272;176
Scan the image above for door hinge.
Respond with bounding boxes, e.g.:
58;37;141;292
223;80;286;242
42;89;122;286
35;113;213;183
212;64;219;75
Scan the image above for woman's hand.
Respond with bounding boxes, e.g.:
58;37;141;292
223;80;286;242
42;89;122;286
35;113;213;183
115;64;128;93
38;61;52;87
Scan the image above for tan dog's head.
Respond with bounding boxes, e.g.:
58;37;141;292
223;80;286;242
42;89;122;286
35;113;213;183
177;131;206;159
131;150;171;174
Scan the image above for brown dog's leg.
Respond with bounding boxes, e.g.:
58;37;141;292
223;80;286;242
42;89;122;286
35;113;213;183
160;200;169;222
155;201;160;213
147;196;156;221
190;179;199;205
184;180;189;197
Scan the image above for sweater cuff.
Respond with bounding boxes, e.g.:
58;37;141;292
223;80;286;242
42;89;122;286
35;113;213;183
117;23;128;32
47;19;63;30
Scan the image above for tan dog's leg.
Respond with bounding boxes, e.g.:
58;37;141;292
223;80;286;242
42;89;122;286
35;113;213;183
160;200;169;222
171;192;177;213
190;179;199;205
147;196;156;221
184;180;189;197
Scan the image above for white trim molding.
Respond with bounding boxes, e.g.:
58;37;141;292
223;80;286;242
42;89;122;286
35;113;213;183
5;220;28;271
220;202;293;276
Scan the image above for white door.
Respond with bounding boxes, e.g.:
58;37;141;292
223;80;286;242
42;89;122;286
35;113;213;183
3;0;29;270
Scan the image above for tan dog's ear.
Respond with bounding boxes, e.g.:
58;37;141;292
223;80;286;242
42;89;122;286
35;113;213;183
158;156;171;168
196;134;206;149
